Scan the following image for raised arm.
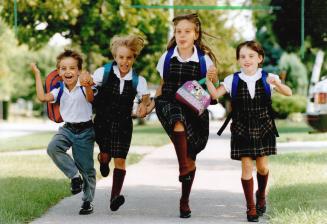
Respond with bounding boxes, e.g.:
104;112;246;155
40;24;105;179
30;63;54;102
267;76;292;96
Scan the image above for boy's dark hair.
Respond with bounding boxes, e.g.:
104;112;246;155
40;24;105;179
56;49;83;70
236;40;265;67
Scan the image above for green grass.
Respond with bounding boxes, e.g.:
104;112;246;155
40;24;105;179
0;153;143;224
268;151;327;223
0;122;170;152
0;132;56;152
276;119;327;142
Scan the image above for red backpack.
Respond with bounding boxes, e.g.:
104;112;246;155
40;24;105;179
45;70;64;123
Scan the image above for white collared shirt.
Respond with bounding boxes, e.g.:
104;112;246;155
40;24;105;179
92;65;149;96
50;80;93;123
156;45;214;78
222;68;280;99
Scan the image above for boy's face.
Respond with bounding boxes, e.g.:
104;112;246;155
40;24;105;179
58;57;80;87
175;19;198;51
238;46;263;75
114;46;135;76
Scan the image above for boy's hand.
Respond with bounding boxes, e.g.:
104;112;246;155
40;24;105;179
206;65;218;83
30;63;41;76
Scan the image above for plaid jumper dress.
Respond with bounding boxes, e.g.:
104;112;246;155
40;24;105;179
94;70;137;159
230;78;277;160
155;57;209;160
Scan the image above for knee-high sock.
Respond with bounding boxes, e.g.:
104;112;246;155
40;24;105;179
110;168;126;201
180;169;196;211
172;130;189;176
241;178;256;215
257;171;269;207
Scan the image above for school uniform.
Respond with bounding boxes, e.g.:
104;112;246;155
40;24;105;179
92;65;149;159
47;80;96;203
155;45;213;160
222;68;280;160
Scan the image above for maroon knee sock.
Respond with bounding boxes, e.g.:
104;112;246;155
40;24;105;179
180;169;196;212
257;171;269;207
172;131;189;177
110;168;126;201
241;178;256;216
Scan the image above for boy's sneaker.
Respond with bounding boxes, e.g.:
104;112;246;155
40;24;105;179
79;201;93;215
71;176;83;195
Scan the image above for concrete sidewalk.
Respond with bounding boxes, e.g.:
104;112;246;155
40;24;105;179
31;122;266;224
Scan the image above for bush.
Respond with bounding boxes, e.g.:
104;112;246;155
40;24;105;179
272;93;306;119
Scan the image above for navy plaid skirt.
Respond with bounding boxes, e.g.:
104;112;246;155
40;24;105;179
155;96;209;160
94;117;133;159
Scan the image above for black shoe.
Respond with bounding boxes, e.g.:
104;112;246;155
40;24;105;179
98;153;110;177
71;176;82;195
110;195;125;211
180;210;191;218
79;201;93;215
247;214;259;222
255;191;266;216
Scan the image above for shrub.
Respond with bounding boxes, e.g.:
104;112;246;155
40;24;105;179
272;93;306;119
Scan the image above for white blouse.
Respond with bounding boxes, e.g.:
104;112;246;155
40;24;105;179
92;65;149;96
156;45;214;78
222;68;280;99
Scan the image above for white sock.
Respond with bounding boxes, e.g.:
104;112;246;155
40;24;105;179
73;172;80;179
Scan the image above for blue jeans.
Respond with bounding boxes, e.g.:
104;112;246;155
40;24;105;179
47;126;96;202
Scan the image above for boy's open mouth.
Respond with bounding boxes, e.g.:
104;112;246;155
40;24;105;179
64;75;73;80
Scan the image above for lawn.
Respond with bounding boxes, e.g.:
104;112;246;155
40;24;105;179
268;151;327;224
276;119;327;142
0;122;170;152
0;153;143;224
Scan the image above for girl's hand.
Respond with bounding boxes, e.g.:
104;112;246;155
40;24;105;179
30;63;41;76
267;76;281;86
136;102;147;118
206;65;218;82
146;99;155;114
80;71;93;87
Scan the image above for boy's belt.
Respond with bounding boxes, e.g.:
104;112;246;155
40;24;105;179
64;120;93;132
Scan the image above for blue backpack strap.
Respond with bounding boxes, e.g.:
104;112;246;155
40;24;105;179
261;70;271;97
56;81;64;103
231;72;241;100
103;62;113;85
163;47;175;78
218;72;240;136
80;86;86;97
132;70;139;90
196;45;207;78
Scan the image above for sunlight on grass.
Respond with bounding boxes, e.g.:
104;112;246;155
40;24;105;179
268;151;327;223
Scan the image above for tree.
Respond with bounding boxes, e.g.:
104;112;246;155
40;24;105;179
1;0;168;82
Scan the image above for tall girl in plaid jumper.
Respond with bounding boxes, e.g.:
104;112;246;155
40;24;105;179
81;35;150;212
206;40;292;222
147;13;218;218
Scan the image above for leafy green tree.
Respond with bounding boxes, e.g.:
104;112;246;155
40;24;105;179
1;0;168;83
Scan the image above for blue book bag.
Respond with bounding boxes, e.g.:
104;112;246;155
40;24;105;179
217;70;278;136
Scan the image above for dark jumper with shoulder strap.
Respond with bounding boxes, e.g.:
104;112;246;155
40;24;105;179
93;61;139;119
217;70;279;137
